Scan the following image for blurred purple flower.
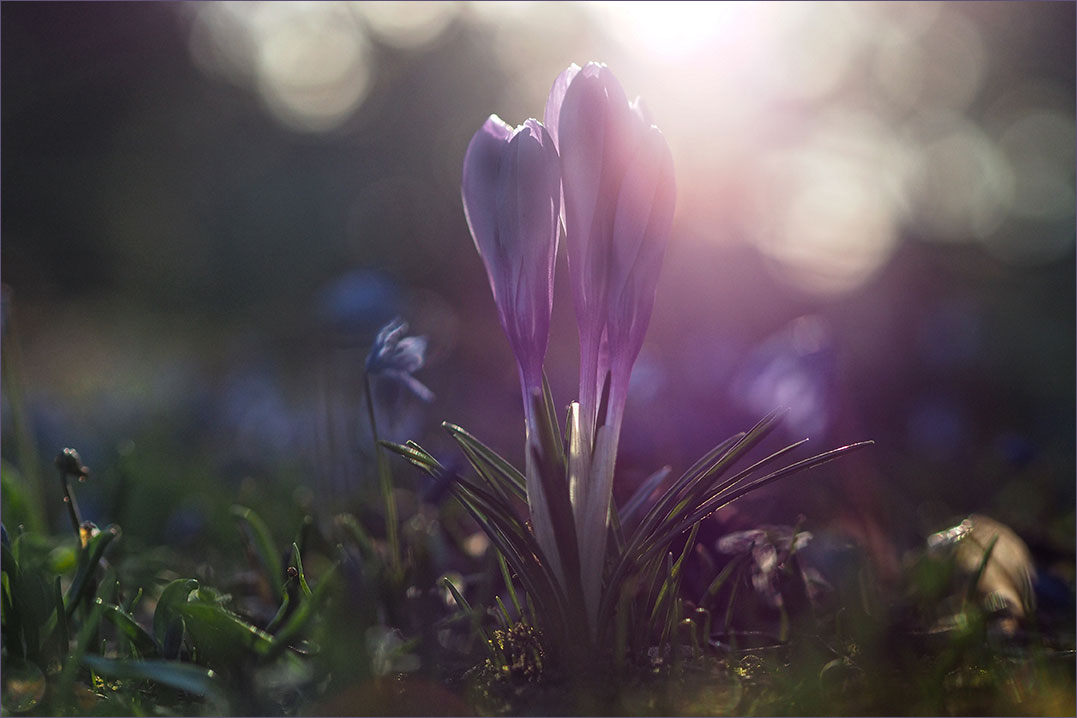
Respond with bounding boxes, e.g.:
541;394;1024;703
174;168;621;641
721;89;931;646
716;526;813;555
365;318;434;402
717;525;817;609
732;315;835;440
461;114;561;394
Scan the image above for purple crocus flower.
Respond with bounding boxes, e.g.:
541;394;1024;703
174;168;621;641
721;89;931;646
546;62;675;437
546;63;676;625
462;114;563;584
461;115;561;395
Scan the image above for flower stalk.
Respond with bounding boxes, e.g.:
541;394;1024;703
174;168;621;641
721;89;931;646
462;114;564;588
547;62;677;628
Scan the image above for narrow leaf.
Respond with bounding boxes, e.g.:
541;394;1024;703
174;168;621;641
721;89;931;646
153;579;198;647
230;506;284;602
64;524;120;616
443;423;526;498
82;655;220;699
100;601;157;656
620;465;672;524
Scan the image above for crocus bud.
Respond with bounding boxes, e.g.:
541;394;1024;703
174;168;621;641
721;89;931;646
546;62;675;430
462;114;564;590
462;115;561;392
546;63;675;630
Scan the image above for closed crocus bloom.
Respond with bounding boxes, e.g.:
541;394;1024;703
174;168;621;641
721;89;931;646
546;63;675;628
605;123;676;385
462;114;564;588
462;115;561;392
545;63;671;436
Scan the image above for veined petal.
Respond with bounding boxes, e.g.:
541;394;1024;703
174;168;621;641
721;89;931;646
607;125;676;369
609;125;675;295
558;67;610;317
462;114;513;267
494;119;560;380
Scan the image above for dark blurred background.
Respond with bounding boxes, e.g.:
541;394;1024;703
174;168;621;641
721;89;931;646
2;2;1073;576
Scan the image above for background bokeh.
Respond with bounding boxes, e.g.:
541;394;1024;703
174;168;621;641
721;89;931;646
2;2;1073;578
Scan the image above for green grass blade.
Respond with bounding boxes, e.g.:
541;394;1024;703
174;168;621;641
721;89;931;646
64;524;120;617
450;483;565;638
527;416;582;608
230;506;283;603
630;424;759;564
453;440;522;506
290;543;312;598
620;465;672;525
380;440;443;476
364;372;401;575
600;416;781;626
494;595;512;628
684;439;811;522
443;577;498;662
700;553;747;606
59;601;105;701
261;564;338;662
497;552;524;620
53;576;69;657
677;441;875;534
153;578;198;646
100;601;157;656
335;513;376;561
643;441;873;567
650;411;787;533
82;655;221;699
443;423;527;499
648;522;699;639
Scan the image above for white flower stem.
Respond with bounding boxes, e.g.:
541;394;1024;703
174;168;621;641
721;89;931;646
578;373;628;633
521;372;565;592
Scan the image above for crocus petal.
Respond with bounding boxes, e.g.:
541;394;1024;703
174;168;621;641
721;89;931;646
490;120;560;380
607;125;676;370
557;67;610;320
544;63;581;149
558;64;645;328
462;114;513;270
609;126;675;298
630;96;652;126
502;120;561;273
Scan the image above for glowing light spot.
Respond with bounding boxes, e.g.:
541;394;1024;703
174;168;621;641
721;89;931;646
914;118;1014;240
353;1;460;50
753;113;912;294
998;111;1076;222
586;1;741;61
185;2;372;133
760;1;865;101
915;7;986;111
257;9;371;132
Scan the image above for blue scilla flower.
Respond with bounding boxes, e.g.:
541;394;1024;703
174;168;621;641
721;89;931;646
365;318;434;403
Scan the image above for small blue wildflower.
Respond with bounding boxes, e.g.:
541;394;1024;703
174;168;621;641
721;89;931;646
364;318;434;402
